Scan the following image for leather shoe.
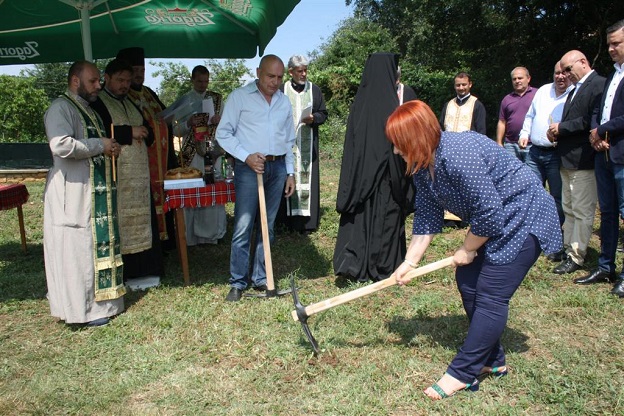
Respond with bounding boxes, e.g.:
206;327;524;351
573;269;616;285
225;287;243;302
546;249;565;262
610;279;624;298
552;257;581;274
253;284;268;292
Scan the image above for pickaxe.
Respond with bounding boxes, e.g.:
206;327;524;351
290;256;454;353
244;172;292;298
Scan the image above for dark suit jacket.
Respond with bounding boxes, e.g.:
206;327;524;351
592;70;624;164
557;71;606;170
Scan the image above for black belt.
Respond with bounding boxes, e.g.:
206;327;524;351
264;154;285;161
532;145;556;151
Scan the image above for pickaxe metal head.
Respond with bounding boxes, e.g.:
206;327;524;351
243;287;293;298
290;275;320;354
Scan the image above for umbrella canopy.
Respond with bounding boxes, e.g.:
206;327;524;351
0;0;300;65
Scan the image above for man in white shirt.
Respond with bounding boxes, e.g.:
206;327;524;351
217;55;296;301
519;61;571;262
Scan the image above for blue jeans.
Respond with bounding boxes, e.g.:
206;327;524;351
229;160;286;289
504;142;529;163
526;145;564;225
446;234;541;384
594;154;624;275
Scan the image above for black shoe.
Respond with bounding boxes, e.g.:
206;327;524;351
573;269;616;285
610;279;624;298
225;287;243;302
552;257;581;274
546;250;565;262
86;317;110;327
253;284;268;292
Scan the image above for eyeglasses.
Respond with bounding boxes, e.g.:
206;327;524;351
563;59;582;73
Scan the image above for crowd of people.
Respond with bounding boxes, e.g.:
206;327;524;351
42;18;623;401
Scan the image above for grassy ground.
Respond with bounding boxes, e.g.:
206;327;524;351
1;150;624;415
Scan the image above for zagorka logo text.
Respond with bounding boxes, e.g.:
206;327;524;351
0;41;40;60
145;8;215;27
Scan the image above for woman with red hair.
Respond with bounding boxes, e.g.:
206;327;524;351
385;100;562;399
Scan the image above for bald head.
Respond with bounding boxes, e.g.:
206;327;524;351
67;61;101;102
256;54;284;101
560;50;591;85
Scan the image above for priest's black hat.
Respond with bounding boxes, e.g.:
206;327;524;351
116;47;145;66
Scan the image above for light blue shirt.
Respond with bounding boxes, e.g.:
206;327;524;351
216;80;296;174
519;83;571;147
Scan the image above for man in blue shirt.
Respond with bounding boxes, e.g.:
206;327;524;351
216;55;296;302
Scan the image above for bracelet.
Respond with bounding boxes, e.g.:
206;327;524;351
403;259;418;269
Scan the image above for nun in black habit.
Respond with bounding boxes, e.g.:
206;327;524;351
333;52;417;282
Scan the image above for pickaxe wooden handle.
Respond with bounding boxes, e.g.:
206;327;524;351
292;256;453;321
290;256;454;353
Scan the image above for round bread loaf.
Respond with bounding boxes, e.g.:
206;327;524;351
165;167;203;179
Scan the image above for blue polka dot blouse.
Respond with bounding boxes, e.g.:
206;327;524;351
412;131;563;265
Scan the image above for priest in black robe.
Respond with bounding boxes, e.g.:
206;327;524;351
333;53;417;282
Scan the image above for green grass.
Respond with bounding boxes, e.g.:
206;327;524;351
1;153;624;415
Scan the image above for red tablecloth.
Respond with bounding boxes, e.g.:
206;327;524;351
0;183;29;211
163;181;235;213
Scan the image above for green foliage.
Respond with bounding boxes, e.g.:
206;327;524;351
349;0;624;137
0;75;49;143
22;62;70;101
153;59;252;105
319;116;348;159
310;17;399;119
150;60;191;106
22;60;110;101
205;59;253;101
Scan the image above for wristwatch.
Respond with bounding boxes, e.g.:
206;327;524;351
287;173;295;177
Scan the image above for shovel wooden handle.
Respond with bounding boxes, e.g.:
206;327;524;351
291;256;454;321
257;173;275;291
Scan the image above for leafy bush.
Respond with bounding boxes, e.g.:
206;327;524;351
0;75;49;143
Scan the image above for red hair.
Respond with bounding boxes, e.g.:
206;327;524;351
385;100;441;174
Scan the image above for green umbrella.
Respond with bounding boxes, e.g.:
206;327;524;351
0;0;300;65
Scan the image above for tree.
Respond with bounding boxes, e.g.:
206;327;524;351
150;60;191;106
204;59;252;101
153;59;252;106
0;75;49;142
22;60;110;101
349;0;624;137
310;17;399;119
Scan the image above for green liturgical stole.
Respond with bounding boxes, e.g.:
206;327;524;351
62;93;125;301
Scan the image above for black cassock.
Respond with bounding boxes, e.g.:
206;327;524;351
333;53;417;282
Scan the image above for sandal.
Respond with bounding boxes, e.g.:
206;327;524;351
477;365;508;382
424;374;479;400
